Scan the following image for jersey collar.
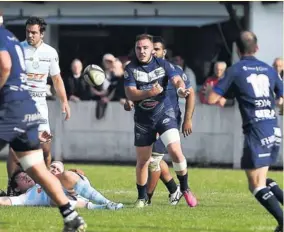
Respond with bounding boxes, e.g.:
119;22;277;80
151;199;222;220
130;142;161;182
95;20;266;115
241;56;256;60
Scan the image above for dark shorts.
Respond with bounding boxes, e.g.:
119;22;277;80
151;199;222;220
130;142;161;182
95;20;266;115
134;109;178;147
0;100;41;152
241;121;281;169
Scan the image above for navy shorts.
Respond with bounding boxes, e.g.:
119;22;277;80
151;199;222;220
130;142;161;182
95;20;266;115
152;115;181;154
0;100;41;152
241;121;281;169
134;109;178;147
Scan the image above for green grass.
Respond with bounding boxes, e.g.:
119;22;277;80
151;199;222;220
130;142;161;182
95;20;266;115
0;161;282;232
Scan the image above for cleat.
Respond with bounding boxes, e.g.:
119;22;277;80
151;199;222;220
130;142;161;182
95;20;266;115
169;185;183;206
134;199;148;208
0;189;6;196
146;198;152;205
63;215;87;232
275;225;283;232
183;189;198;207
106;202;124;210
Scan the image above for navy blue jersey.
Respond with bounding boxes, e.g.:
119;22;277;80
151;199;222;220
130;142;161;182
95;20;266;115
0;26;30;103
213;56;283;129
167;65;191;119
124;57;179;123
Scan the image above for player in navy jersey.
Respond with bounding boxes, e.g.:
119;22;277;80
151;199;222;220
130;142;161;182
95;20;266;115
0;15;86;232
208;31;283;232
124;36;196;206
124;34;197;208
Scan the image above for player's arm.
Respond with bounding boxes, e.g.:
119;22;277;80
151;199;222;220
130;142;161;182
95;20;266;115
183;78;195;136
50;50;70;120
164;61;189;98
124;67;162;101
0;43;11;89
207;68;234;106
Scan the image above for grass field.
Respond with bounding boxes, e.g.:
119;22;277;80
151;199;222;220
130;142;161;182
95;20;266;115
0;161;282;232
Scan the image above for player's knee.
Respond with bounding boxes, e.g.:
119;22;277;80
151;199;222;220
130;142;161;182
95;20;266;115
160;128;180;148
18;149;44;171
149;155;163;172
172;159;187;172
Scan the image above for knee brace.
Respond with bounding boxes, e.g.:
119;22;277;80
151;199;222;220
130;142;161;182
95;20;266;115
172;159;187;172
19;150;44;171
160;128;180;147
149;153;164;172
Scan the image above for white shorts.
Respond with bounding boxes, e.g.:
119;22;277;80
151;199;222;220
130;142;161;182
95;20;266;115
34;99;50;133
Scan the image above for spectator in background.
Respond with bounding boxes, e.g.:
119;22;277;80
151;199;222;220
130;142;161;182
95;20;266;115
273;57;283;79
172;55;197;92
199;61;227;105
64;59;91;102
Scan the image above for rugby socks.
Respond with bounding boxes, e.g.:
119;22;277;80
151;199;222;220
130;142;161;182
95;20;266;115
73;178;110;205
137;184;147;200
267;178;283;205
253;187;283;226
177;173;189;192
147;192;153;202
59;202;78;222
163;178;178;194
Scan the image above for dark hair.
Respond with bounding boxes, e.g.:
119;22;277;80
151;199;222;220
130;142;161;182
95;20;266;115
236;31;258;54
25;16;47;33
153;36;166;49
135;34;153;43
10;170;25;194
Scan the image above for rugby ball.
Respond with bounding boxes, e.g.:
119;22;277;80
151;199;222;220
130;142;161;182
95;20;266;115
83;64;105;87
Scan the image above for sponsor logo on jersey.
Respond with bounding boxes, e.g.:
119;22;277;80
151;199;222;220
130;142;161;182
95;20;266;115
139;99;159;110
30;91;47;98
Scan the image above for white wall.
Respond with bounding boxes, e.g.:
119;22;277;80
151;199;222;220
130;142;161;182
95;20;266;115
249;2;283;66
0;101;282;169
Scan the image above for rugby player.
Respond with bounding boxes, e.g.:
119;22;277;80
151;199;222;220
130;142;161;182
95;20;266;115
124;34;197;208
7;17;70;194
208;31;283;232
0;14;86;232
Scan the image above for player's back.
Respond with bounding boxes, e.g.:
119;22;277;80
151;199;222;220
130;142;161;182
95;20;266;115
228;56;282;128
0;27;30;103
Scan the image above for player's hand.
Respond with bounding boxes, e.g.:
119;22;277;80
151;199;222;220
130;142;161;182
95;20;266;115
69;168;85;176
124;99;134;111
150;82;163;96
39;131;53;143
61;101;71;121
218;97;227;107
182;119;193;137
177;87;190;98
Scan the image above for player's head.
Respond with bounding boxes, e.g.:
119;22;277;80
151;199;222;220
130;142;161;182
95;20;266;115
25;16;47;46
10;170;35;194
135;34;154;63
153;36;167;59
214;61;227;79
49;161;64;176
236;31;258;56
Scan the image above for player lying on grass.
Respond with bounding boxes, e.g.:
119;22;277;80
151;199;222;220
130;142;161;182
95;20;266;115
0;161;124;210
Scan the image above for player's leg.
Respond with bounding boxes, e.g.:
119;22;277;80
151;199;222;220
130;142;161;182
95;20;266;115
266;178;283;205
133;122;155;208
159;159;182;205
57;170;123;210
10;120;86;231
245;167;283;228
147;155;162;204
157;114;197;207
242;126;283;229
6;147;22;196
40;139;52;168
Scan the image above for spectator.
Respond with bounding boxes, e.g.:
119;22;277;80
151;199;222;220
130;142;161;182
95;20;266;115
273;57;283;79
64;59;91;102
199;61;227;104
172;55;197;92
